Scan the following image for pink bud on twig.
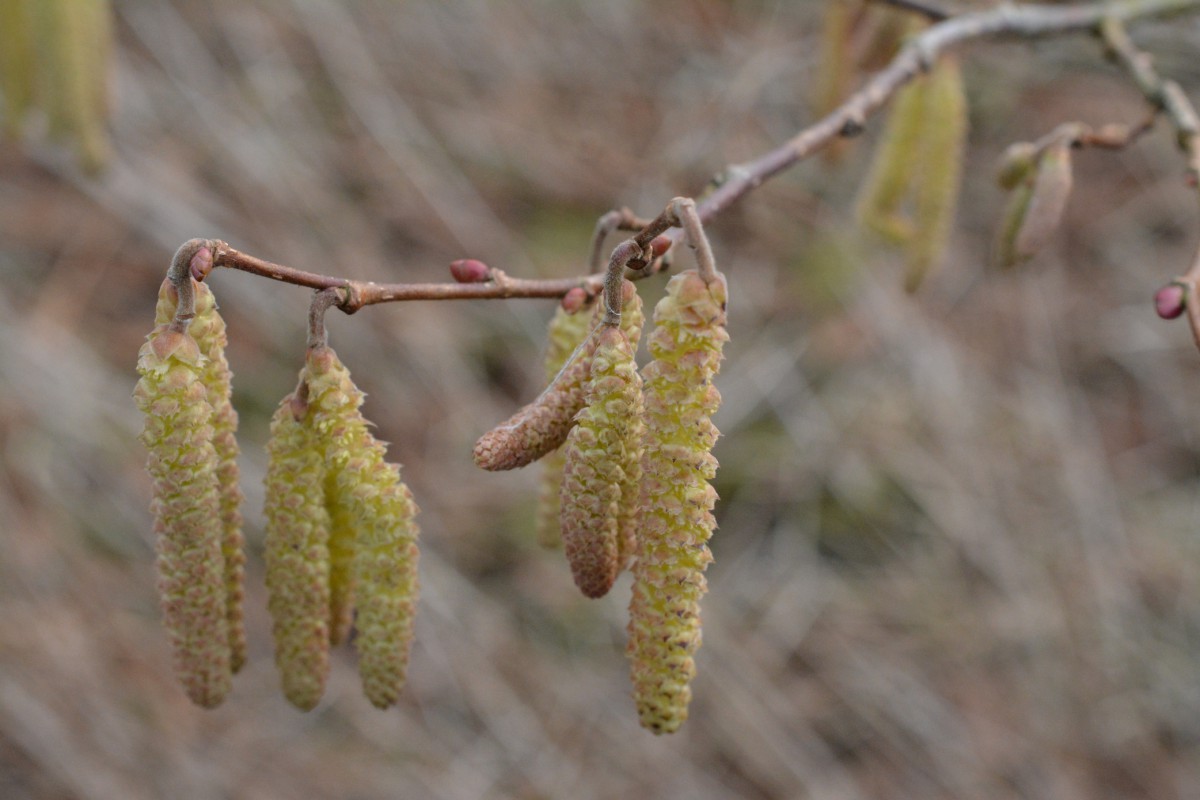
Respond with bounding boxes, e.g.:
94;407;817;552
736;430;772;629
561;287;588;313
649;236;672;259
449;259;491;283
1155;282;1186;320
190;246;214;281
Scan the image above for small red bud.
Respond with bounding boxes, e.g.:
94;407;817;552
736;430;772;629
449;258;491;283
189;246;214;281
1155;283;1187;320
649;236;672;259
561;287;588;314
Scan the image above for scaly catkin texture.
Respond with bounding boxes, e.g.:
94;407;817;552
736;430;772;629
628;269;728;734
325;485;358;646
307;346;420;709
134;321;232;708
559;326;644;598
263;384;332;711
611;281;646;571
158;280;247;673
535;301;596;548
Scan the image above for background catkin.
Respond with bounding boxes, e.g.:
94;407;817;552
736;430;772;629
559;326;644;599
907;57;966;291
134;321;232;708
157;280;247;673
535;301;596;548
855;63;926;243
306;346;420;709
627;269;728;734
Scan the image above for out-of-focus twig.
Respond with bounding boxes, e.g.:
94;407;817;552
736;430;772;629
871;0;952;22
1099;17;1200;189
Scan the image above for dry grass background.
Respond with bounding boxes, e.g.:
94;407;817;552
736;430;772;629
3;1;1200;798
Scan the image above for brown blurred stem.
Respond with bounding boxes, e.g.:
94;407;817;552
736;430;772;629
187;0;1199;311
1099;17;1200;189
872;0;951;22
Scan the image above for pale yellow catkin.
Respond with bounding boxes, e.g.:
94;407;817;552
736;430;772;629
134;318;232;708
157;280;247;673
307;346;420;709
628;269;728;734
263;383;332;711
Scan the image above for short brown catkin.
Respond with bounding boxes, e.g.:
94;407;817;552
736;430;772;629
559;326;644;598
134;313;232;708
628;269;728;734
157;280;247;674
307;346;421;709
263;382;332;711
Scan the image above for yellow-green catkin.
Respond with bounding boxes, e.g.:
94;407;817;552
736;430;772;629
628;269;728;734
610;281;645;571
559;326;644;599
26;0;112;171
907;57;967;291
134;320;232;708
0;0;34;134
307;346;420;709
263;383;332;711
157;280;247;672
855;67;927;244
325;486;358;646
535;301;596;548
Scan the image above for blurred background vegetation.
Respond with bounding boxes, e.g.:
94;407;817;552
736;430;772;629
4;1;1200;797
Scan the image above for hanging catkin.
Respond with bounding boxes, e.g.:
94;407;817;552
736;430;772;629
627;269;728;734
559;326;644;598
906;57;966;291
157;280;247;673
134;307;232;708
263;382;332;711
306;345;421;709
535;300;596;548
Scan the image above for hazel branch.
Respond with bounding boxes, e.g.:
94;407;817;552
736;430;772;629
179;0;1198;315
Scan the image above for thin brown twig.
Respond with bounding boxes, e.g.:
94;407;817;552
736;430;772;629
194;0;1200;309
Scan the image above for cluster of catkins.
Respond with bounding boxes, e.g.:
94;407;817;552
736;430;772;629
135;278;419;711
474;268;730;734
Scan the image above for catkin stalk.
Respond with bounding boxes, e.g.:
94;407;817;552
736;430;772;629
628;270;728;734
